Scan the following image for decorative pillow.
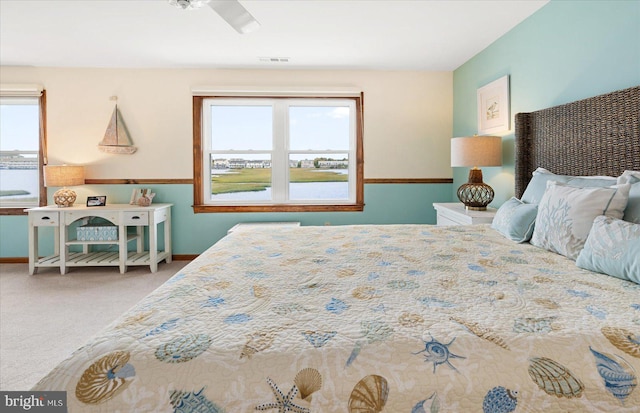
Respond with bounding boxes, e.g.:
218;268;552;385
521;167;617;204
530;181;630;260
491;197;538;242
617;170;640;223
576;216;640;284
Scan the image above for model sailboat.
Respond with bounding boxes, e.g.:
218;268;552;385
98;104;137;154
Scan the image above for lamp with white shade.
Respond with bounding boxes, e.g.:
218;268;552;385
451;136;502;210
43;165;85;207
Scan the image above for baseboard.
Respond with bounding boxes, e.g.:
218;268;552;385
0;255;196;264
0;257;29;263
172;254;198;261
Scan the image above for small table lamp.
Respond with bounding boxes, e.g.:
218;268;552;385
44;165;85;207
451;136;502;210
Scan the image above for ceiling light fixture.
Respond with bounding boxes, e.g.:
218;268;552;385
169;0;209;11
170;0;260;34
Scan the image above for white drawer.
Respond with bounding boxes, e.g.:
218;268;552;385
154;208;169;223
31;211;59;226
437;215;460;226
123;211;149;225
65;210;118;225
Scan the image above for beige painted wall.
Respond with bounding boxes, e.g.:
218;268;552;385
0;67;452;179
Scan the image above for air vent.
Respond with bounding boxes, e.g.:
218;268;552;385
259;57;290;63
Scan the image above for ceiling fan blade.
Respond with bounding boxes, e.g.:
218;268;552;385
208;0;260;34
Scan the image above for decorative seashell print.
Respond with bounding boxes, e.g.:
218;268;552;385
256;377;309;413
482;386;518;413
144;318;182;337
240;330;277;359
252;284;269;298
326;298;350;314
337;268;356;278
418;297;456;308
361;320;393;343
272;303;308;316
601;326;640;358
528;357;584;398
387;280;419;291
513;317;558;334
294;368;322;401
433;254;455;262
411;392;439;413
345;341;363;368
399;253;419;263
451;317;509;350
352;286;381;300
398;312;424;327
438;278;457;290
302;330;337;348
501;256;528;265
533;276;553;284
533;298;560;310
590;347;637;403
115;310;153;329
155;334;212;363
348;375;389;413
413;334;465;373
169;388;222;413
211;280;232;290
75;351;136;405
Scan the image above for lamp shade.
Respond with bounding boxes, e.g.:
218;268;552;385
44;165;85;187
451;136;502;167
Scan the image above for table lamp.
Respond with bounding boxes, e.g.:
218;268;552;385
44;165;85;207
451;136;502;210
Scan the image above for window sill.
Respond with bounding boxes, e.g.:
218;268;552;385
193;203;364;213
0;208;29;216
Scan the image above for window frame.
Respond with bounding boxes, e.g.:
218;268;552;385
0;90;47;215
193;94;364;213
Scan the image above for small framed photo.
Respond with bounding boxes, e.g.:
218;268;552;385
87;196;107;207
477;75;510;134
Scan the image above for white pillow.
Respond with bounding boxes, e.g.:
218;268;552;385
521;167;617;204
530;181;630;260
617;170;640;223
576;216;640;284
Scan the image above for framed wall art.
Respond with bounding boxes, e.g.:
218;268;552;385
477;75;510;134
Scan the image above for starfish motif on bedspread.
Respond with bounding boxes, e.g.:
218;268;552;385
255;377;310;413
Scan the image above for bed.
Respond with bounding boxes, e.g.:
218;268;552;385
33;86;640;412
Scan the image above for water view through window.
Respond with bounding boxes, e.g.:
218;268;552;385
207;102;352;203
0;100;40;207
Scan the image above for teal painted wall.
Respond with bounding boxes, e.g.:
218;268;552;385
453;0;640;206
0;183;452;257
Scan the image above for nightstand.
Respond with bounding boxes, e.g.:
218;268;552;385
433;203;497;226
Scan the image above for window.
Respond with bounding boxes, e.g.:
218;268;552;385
0;86;46;214
193;94;363;212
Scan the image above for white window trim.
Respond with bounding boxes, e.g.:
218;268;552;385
201;97;357;206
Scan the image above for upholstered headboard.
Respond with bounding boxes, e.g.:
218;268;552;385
514;86;640;198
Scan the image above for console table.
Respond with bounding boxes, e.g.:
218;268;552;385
26;203;172;274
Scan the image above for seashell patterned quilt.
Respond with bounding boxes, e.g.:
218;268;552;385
33;224;640;412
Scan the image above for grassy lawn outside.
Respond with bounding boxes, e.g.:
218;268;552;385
211;168;347;194
0;190;30;197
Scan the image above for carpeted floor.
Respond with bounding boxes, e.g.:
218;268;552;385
0;261;188;391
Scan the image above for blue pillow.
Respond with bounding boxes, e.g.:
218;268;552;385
617;170;640;223
491;197;538;243
576;216;640;284
521;168;617;204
